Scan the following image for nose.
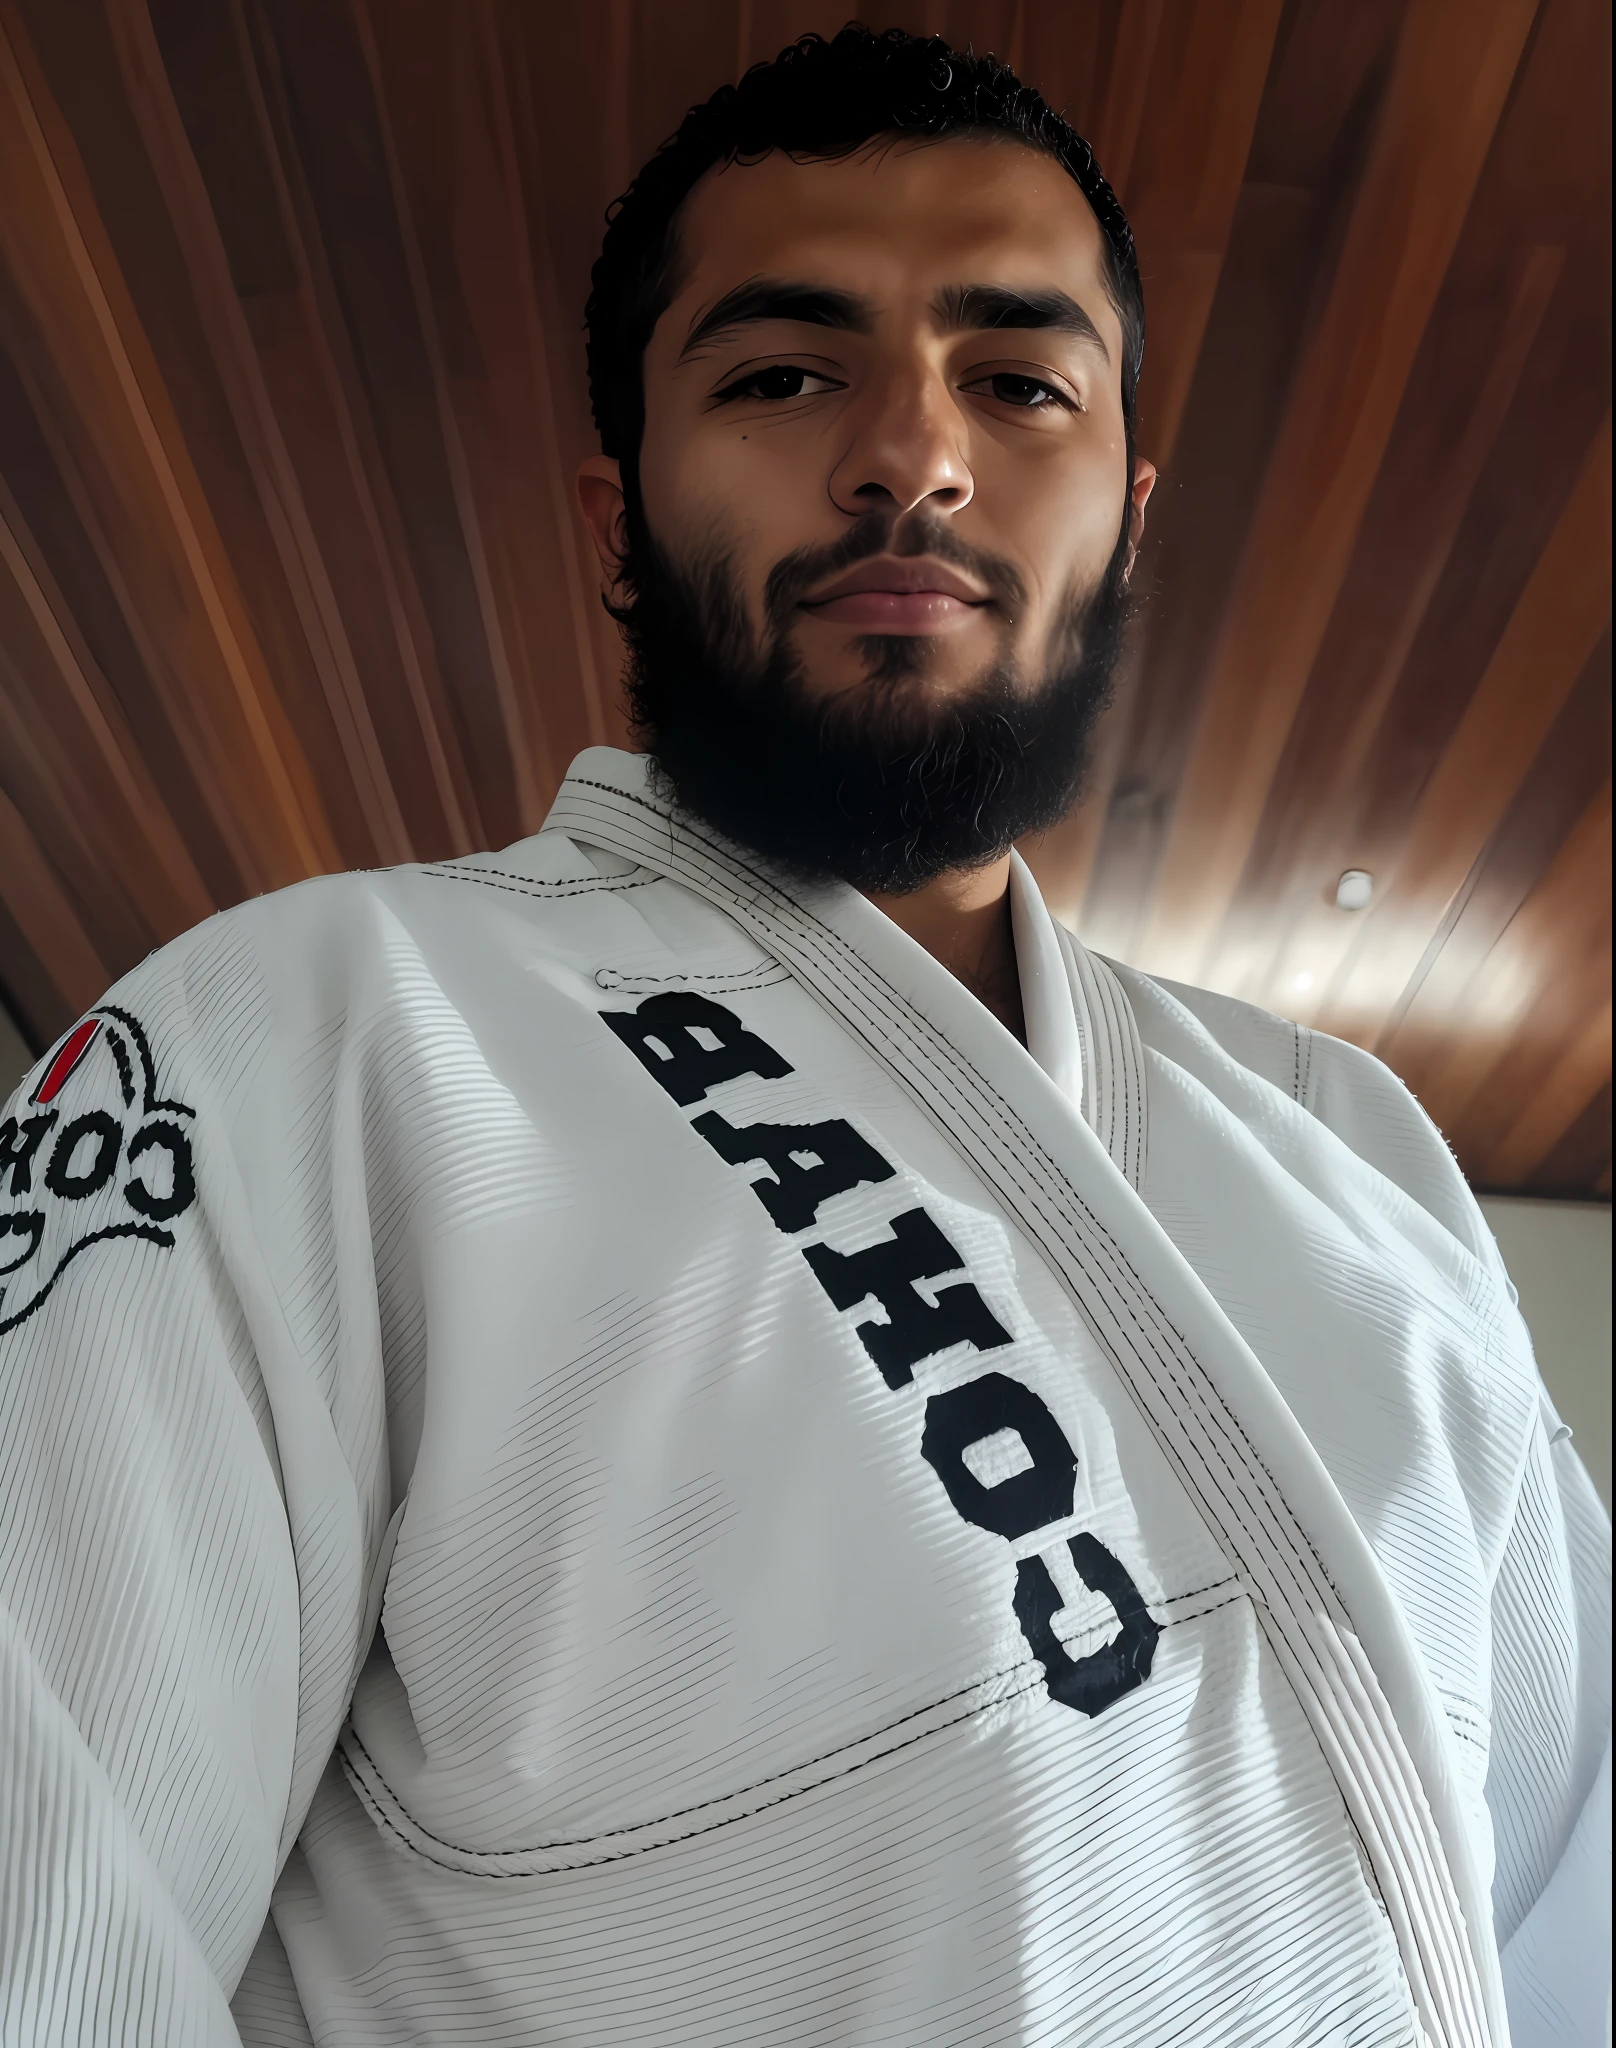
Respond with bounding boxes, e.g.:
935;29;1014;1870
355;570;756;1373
827;366;974;520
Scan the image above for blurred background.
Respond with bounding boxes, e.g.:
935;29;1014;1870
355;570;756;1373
0;0;1608;1496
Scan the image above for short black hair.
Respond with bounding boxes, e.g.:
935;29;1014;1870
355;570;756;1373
585;24;1144;482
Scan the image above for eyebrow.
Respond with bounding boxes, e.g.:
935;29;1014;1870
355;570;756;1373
935;283;1111;360
679;278;875;358
676;274;1111;364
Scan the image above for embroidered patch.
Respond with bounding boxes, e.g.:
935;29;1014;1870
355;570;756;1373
1;1005;197;1337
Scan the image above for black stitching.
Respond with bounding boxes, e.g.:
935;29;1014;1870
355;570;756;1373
604;830;1352;1778
596;967;789;991
1160;1571;1242;1608
422;865;657;903
347;1660;1045;1858
342;1583;1247;1879
559;780;1347;1627
0;1222;177;1337
443;862;619;885
552;783;1483;1985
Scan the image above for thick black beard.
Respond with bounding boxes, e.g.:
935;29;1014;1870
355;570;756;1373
616;499;1133;895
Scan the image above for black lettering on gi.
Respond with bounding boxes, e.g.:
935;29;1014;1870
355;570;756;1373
601;993;793;1106
803;1207;1011;1388
1013;1532;1160;1717
44;1112;121;1200
692;1112;895;1233
919;1371;1078;1539
0;1113;57;1198
124;1123;197;1224
0;1212;44;1275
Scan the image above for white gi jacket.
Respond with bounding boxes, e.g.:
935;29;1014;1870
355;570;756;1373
0;747;1607;2048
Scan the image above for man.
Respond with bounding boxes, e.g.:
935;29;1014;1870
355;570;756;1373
0;27;1607;2048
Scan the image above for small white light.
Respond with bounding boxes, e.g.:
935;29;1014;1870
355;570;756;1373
1336;868;1374;912
1291;972;1315;995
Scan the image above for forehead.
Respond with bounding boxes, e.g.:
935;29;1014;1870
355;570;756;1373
666;135;1115;340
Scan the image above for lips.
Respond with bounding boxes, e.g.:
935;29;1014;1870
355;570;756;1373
802;556;990;606
799;556;991;633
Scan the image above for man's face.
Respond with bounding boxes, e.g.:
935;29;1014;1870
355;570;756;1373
579;134;1154;892
635;135;1146;705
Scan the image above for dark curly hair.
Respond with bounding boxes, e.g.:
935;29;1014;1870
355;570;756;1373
584;24;1144;488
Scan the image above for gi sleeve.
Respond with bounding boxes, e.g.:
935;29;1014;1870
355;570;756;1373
0;909;389;2045
1486;1401;1612;2048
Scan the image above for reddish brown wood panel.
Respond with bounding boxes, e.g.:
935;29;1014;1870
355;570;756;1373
0;0;1608;1195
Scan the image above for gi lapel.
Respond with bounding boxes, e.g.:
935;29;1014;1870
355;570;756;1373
1009;849;1147;1191
544;755;1506;2048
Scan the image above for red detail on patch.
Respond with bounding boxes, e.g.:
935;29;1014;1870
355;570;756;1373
32;1018;101;1106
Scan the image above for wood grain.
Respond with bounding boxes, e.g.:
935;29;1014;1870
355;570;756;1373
1138;0;1540;982
0;0;1606;1198
1324;414;1610;1041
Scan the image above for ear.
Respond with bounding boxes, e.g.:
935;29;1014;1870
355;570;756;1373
576;456;630;600
1123;455;1157;584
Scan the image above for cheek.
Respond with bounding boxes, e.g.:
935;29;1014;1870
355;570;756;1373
640;420;825;612
978;431;1127;609
635;414;708;539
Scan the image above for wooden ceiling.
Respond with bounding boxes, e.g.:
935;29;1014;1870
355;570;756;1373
0;0;1608;1195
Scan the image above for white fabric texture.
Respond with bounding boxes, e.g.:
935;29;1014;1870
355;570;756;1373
0;745;1605;2047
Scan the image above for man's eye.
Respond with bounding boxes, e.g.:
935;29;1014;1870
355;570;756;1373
972;373;1071;411
716;365;839;403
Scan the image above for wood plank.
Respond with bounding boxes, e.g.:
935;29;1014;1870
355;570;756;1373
1076;0;1411;958
0;0;335;887
0;530;191;974
1271;0;1611;1032
1116;0;1286;467
349;0;545;838
504;0;643;723
1137;0;1540;983
0;778;108;1013
1075;178;1329;959
254;0;521;844
630;0;745;156
35;0;373;873
1082;0;1163;200
1025;0;1311;919
233;0;484;857
1518;1081;1612;1199
1411;781;1610;1143
113;0;414;867
484;0;614;757
0;889;69;1047
0;645;154;975
356;0;619;810
1017;2;1123;138
0;284;262;902
1211;242;1565;1014
0;464;213;932
0;0;1601;1190
1483;997;1612;1187
1379;626;1610;1087
1320;414;1611;1042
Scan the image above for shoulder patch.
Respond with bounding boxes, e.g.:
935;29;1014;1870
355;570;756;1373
1;1005;197;1338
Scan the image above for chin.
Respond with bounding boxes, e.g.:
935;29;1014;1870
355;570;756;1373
793;632;985;700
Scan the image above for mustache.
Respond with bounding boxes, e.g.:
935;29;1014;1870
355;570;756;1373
761;512;1028;635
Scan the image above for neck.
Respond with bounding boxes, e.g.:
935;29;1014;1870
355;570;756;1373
865;855;1026;1043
